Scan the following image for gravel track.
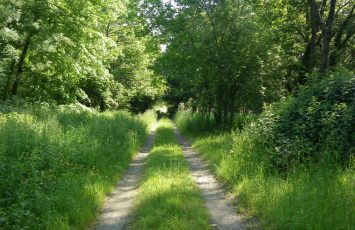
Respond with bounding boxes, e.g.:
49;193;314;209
94;123;245;230
94;125;156;230
174;125;245;230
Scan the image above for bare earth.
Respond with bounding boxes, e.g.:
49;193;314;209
174;125;245;230
94;125;156;230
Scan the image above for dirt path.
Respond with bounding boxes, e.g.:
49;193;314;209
174;125;245;230
94;125;156;230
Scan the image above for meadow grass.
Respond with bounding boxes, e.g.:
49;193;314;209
176;113;355;230
0;104;156;229
131;118;211;230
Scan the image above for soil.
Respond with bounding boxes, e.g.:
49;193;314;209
174;125;245;230
94;123;246;230
94;125;156;230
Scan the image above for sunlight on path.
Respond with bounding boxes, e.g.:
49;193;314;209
94;124;156;230
94;122;245;230
174;125;245;230
129;119;211;229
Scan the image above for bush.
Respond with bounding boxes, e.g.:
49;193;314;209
175;75;355;229
129;95;155;114
0;105;156;229
273;70;354;167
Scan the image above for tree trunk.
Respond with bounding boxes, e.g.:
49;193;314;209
320;0;337;75
298;0;322;85
214;110;221;124
330;4;355;67
99;96;105;111
2;60;16;101
305;0;321;74
11;36;31;96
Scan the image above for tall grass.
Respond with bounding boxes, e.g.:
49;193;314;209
131;119;211;229
174;110;218;137
175;110;256;137
176;111;355;229
0;104;156;229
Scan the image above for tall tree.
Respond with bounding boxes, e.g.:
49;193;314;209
0;0;165;111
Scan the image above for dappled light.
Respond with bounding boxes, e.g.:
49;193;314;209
0;0;354;229
131;119;211;229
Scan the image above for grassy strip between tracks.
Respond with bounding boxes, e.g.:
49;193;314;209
131;118;211;230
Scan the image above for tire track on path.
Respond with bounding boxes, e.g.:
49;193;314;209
94;124;156;230
174;125;245;230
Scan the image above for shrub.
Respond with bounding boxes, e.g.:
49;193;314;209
175;71;355;228
273;70;354;167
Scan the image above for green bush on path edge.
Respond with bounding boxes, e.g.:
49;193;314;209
175;108;354;229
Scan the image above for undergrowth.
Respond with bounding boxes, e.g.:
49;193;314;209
177;113;354;229
0;104;156;229
175;72;355;229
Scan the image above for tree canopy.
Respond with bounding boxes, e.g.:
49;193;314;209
0;0;354;115
140;0;354;122
0;0;165;111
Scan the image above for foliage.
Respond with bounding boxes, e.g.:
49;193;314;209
175;110;218;136
175;108;257;136
131;119;211;229
178;69;354;169
0;105;156;229
274;69;355;166
176;107;354;229
0;0;165;112
109;2;166;111
147;0;277;122
253;0;355;84
143;0;354;123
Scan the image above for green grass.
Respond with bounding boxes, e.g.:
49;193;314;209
176;112;355;230
175;110;257;137
0;104;156;229
131;119;211;230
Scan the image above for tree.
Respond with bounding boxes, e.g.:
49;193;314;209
256;0;354;81
0;0;165;111
146;0;277;123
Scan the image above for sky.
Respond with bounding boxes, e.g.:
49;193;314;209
160;44;167;53
161;0;178;8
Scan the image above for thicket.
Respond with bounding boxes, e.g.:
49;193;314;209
274;70;354;168
175;70;355;229
0;0;165;112
0;104;156;229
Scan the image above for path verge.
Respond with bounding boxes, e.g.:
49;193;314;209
174;125;245;230
94;124;156;230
